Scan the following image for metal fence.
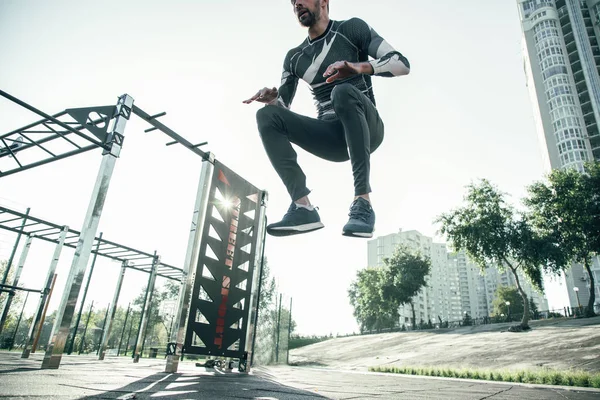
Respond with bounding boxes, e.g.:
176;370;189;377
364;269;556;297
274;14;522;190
252;292;292;366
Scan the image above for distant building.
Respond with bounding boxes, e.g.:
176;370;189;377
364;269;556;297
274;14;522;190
367;229;550;327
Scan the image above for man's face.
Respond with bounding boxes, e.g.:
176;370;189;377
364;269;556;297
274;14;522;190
291;0;322;27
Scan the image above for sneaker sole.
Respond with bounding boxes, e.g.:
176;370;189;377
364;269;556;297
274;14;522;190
342;230;374;238
267;222;325;237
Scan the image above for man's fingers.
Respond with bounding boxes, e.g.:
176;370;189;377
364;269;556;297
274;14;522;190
242;91;262;103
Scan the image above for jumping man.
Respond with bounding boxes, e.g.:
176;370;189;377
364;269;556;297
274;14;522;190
243;0;410;238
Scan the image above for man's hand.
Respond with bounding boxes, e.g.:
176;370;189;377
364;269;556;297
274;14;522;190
323;61;373;84
243;87;278;104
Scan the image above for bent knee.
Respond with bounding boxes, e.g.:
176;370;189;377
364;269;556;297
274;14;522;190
331;83;358;103
256;105;281;131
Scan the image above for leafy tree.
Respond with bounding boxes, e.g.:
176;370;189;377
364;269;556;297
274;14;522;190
435;179;561;330
0;259;28;345
348;267;397;333
492;286;524;320
381;245;431;330
529;298;540;320
462;312;472;326
525;161;600;317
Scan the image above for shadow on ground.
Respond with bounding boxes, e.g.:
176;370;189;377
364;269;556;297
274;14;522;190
82;369;329;400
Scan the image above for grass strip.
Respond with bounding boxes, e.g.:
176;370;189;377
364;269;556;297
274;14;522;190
368;365;600;389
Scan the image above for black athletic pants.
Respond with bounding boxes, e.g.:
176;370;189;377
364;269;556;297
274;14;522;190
256;83;385;202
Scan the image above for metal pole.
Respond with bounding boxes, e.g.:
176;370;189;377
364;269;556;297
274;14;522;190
8;291;29;350
96;304;110;355
78;301;94;355
124;312;136;356
67;232;102;355
0;208;30;294
248;196;268;369
165;154;215;373
132;266;153;358
22;227;68;358
275;293;282;363
32;273;57;354
117;302;131;356
42;94;133;370
286;297;292;365
99;261;127;360
133;254;159;363
0;235;33;336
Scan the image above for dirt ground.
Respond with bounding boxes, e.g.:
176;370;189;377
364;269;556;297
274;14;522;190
289;317;600;373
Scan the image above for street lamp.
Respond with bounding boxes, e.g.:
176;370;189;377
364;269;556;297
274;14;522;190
574;287;581;315
505;301;511;322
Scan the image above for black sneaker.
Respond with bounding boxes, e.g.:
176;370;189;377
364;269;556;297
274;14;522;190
267;203;325;237
342;197;375;238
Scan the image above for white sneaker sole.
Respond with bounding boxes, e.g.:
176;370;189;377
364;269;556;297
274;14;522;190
342;228;375;238
268;221;325;233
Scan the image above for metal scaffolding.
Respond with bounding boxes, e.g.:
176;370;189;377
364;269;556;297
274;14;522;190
0;90;268;373
0;206;183;280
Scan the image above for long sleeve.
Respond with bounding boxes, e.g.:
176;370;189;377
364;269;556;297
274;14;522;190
274;50;299;109
347;17;410;77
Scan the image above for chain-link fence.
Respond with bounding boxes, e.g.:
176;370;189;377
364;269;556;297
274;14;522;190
252;291;292;366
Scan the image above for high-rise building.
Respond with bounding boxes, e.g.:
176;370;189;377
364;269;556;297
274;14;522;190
517;0;600;311
517;0;599;171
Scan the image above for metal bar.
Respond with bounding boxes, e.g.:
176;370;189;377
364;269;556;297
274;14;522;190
132;105;208;160
0;235;33;335
0;138;21;165
96;305;110;355
165;156;215;372
275;293;282;363
41;122;82;149
117;302;131;356
124;311;136;356
31;273;57;354
1;111;67;139
67;232;103;355
0;208;29;291
27;226;59;235
15;131;57;157
0;90;103;146
0;145;98;178
8;291;29;350
98;261;127;360
41;94;133;370
0;284;41;294
0;216;26;224
78;301;94;355
286;297;292;365
133;254;159;363
22;227;68;359
249;194;268;369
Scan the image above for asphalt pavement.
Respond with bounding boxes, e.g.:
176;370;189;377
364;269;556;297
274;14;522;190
0;352;598;399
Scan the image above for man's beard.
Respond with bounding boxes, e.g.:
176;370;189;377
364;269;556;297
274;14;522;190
298;2;321;27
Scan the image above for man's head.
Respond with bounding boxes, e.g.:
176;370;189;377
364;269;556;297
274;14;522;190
291;0;329;27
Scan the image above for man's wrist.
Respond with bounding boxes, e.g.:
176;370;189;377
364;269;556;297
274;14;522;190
358;62;374;75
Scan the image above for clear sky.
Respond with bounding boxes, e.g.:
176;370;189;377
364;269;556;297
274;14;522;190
0;0;569;336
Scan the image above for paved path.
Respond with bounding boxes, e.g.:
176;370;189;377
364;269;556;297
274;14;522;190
0;352;598;399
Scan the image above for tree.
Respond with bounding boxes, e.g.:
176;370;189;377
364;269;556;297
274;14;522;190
492;286;524;320
435;179;560;330
525;161;600;317
348;267;397;333
381;245;431;330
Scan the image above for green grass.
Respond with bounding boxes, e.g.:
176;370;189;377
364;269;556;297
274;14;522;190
368;365;600;389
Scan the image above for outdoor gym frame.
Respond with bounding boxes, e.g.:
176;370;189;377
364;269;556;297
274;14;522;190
0;89;268;373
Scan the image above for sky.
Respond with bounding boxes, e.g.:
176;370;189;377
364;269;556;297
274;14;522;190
0;0;571;337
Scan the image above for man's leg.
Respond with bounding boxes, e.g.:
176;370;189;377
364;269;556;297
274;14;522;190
330;83;385;238
256;104;349;236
